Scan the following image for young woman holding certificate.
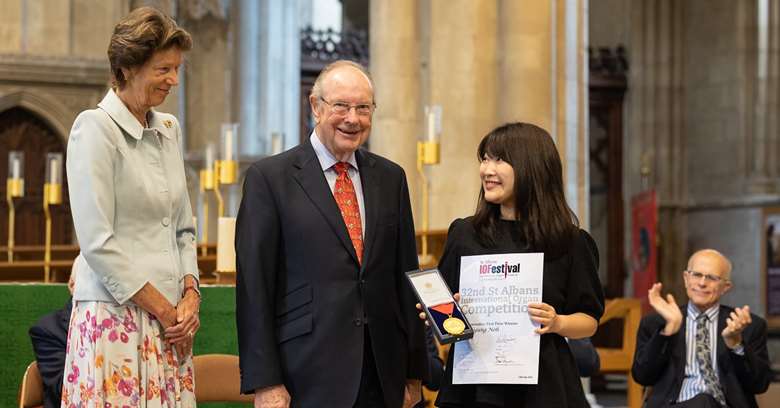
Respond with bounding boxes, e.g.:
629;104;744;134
425;122;605;407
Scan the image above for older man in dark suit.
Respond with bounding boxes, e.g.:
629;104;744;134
28;270;76;408
236;60;426;408
632;249;771;408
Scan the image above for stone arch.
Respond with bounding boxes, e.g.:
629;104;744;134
0;90;71;143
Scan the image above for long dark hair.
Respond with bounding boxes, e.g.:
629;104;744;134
472;122;578;253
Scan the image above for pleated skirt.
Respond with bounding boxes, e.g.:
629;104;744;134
61;301;196;407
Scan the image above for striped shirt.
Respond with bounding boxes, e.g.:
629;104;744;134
677;302;720;403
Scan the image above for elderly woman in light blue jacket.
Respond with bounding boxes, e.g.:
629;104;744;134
62;7;200;406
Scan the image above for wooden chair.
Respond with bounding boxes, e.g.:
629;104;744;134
596;298;643;408
193;354;253;403
18;361;43;408
757;381;780;407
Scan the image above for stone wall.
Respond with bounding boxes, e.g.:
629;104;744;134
590;0;779;316
0;0;126;141
371;0;591;232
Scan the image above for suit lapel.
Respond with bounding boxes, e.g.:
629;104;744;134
356;149;379;274
716;305;730;373
292;142;360;266
672;306;687;388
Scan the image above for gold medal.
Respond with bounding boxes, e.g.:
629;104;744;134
442;316;466;335
431;302;467;336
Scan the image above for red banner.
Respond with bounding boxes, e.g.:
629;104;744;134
632;190;657;313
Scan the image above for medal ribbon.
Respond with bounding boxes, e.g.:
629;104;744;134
430;302;455;316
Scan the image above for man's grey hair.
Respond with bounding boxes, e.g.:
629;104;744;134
687;249;733;280
310;60;374;101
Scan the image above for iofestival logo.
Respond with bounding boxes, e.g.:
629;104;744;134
478;260;521;280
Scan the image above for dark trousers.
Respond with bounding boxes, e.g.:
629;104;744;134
354;327;386;408
671;393;724;408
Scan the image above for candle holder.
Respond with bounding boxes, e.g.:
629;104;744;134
7;151;24;261
199;144;216;256
417;106;442;266
215;216;237;283
214;123;239;218
43;153;63;282
270;131;284;155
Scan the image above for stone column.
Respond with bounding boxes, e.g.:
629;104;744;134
555;0;590;228
626;0;688;294
236;0;260;154
369;0;422;221
426;0;498;229
371;0;591;232
235;0;300;155
498;0;589;227
498;0;553;131
748;0;780;193
177;0;231;237
257;0;300;154
179;0;230;153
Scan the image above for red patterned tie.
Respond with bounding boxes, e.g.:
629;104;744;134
333;162;363;265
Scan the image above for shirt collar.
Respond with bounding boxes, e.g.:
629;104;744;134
97;89;172;140
687;301;719;322
310;130;358;171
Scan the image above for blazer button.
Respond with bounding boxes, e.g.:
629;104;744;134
162;217;170;227
353;318;363;327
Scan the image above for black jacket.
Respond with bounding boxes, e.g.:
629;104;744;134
29;298;73;408
632;305;771;408
235;141;427;408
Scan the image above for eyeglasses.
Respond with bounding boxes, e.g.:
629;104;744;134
685;269;726;283
319;97;375;116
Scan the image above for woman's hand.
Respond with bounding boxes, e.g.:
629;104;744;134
165;290;200;344
130;282;178;331
416;293;461;325
158;306;179;330
528;302;561;334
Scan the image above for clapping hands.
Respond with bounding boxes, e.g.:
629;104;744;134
648;283;683;336
722;305;751;349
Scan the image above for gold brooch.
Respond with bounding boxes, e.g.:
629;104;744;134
163;120;173;128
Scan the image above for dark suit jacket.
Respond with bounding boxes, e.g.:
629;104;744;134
29;298;73;408
631;304;771;408
414;326;445;408
568;337;600;378
236;141;426;408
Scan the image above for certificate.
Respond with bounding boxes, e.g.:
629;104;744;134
452;253;544;384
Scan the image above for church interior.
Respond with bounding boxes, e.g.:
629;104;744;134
2;0;780;406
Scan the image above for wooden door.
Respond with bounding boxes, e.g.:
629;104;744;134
589;47;628;298
0;107;72;250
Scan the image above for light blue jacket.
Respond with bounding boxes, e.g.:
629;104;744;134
68;89;198;306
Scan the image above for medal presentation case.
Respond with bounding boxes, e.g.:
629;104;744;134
406;268;473;344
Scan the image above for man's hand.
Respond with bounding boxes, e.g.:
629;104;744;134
648;283;683;336
722;305;752;349
402;379;422;408
254;384;291;408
